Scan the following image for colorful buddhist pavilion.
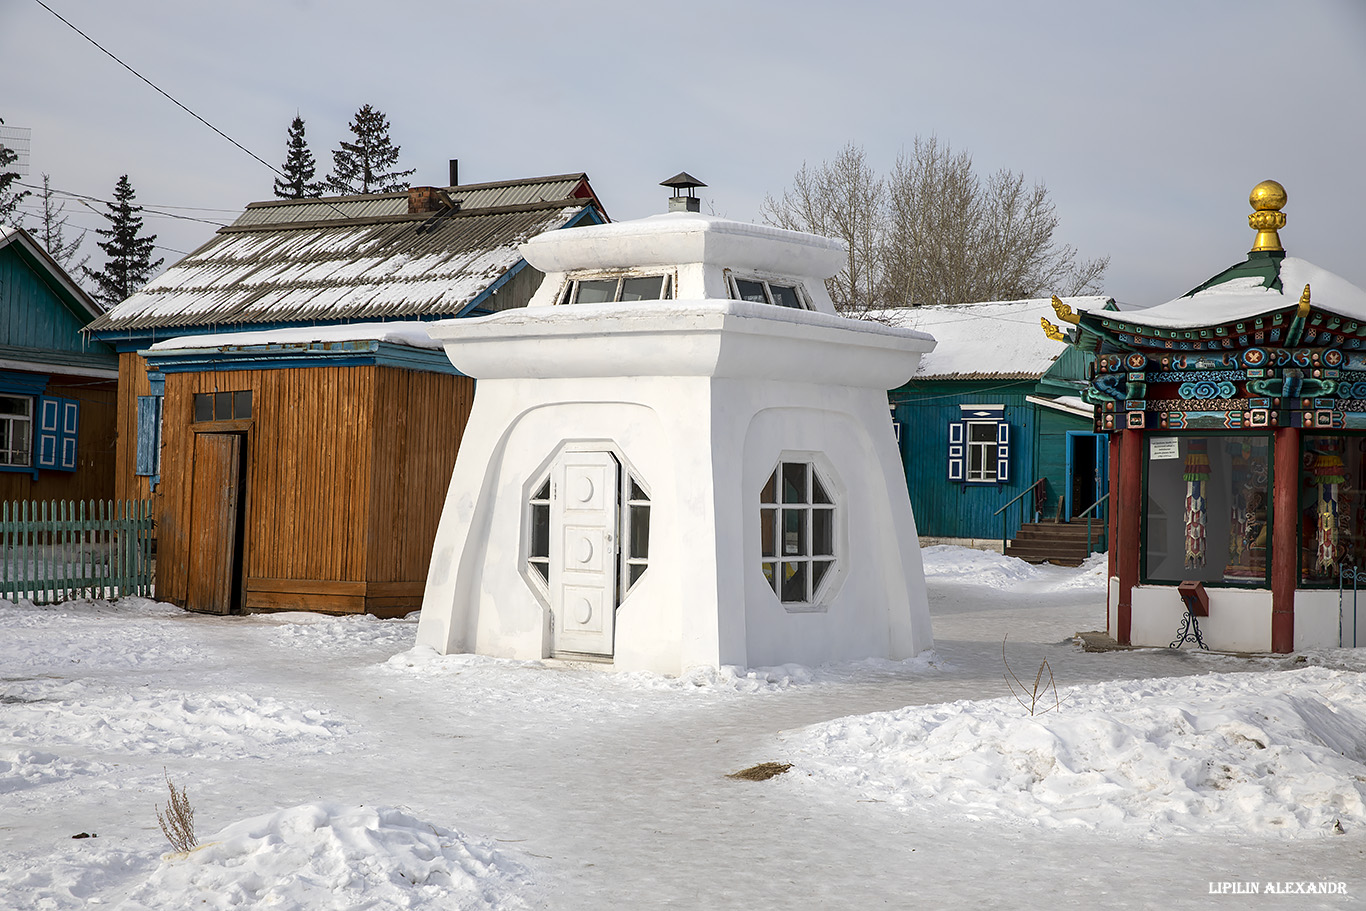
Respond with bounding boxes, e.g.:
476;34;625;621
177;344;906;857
1046;181;1366;652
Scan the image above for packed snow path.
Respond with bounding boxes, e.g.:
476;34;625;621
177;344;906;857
2;548;1362;909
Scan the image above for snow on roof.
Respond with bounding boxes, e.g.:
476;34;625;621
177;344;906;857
867;296;1110;380
88;177;602;334
1076;257;1366;329
145;321;444;353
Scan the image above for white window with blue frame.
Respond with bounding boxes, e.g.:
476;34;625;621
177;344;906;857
0;372;81;477
948;405;1010;484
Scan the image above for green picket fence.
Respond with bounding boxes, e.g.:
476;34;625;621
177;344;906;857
0;499;154;604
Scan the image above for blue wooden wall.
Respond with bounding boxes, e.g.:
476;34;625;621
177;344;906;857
0;243;114;359
891;379;1091;540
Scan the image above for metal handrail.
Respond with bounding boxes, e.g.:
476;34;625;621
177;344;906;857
1076;491;1110;556
994;479;1045;551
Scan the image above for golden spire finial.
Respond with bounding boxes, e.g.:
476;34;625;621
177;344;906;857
1297;283;1311;318
1248;180;1287;253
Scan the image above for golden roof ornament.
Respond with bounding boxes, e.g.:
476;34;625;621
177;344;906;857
1248;179;1287;253
1050;295;1080;324
1040;317;1066;341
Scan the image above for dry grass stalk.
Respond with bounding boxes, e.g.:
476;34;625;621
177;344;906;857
156;770;197;853
1002;634;1064;716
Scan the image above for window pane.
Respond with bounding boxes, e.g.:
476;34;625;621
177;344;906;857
629;563;646;586
575;279;619;303
769;284;802;309
620;276;665;301
783;508;807;557
629;504;650;560
0;396;27;416
233;390;253;419
812;472;832;504
534;478;550;501
1143;435;1270;585
969;422;997;442
813;508;834;556
530;503;550;559
780;561;807;603
530;560;549;583
812;559;833;592
762;562;777;593
734;279;767;304
215;392;232;420
782;462;807;504
629;478;648;501
193;393;213;423
661;275;673;300
761;508;777;558
761;470;777;504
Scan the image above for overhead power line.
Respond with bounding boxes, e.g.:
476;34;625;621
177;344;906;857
32;0;358;224
31;0;285;180
16;181;232;226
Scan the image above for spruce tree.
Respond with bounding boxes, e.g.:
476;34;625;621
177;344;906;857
34;174;88;276
273;115;324;199
327;104;415;195
82;175;164;306
0;117;30;227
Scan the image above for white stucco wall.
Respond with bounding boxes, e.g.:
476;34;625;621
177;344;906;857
1131;585;1271;653
416;299;934;674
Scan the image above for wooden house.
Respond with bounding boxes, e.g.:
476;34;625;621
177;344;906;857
883;297;1114;558
0;225;117;501
85;174;606;616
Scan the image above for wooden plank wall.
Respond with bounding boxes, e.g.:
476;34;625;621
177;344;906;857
113;352;155;505
891;379;1039;540
0;377;117;502
365;368;474;615
157;365;377;610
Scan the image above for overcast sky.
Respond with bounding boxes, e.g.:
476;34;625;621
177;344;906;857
3;0;1363;307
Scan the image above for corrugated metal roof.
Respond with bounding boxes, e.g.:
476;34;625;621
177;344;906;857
231;174;590;228
90;179;600;333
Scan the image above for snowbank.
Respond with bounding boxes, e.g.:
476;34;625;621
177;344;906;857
789;666;1366;838
115;803;534;910
921;545;1108;592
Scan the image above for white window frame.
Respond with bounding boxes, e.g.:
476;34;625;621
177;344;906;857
727;273;811;310
557;270;677;305
950;406;1011;485
759;454;842;610
0;394;33;467
965;420;1000;482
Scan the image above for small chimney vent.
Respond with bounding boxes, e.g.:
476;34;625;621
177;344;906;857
660;171;705;213
449;159;459;188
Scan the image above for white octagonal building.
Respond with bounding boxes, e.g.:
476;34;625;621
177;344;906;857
416;201;936;674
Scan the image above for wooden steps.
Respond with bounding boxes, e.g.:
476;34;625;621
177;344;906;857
1004;521;1101;567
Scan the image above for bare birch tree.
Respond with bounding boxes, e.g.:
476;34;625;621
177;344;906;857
763;137;1108;313
760;144;884;316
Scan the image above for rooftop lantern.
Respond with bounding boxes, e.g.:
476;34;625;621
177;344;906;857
660;171;706;213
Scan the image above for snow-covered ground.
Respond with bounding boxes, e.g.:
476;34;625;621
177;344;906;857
2;547;1362;909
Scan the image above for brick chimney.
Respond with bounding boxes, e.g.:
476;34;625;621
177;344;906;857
408;186;456;214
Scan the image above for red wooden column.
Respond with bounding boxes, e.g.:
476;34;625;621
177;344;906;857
1107;433;1120;632
1115;428;1143;645
1271;426;1300;653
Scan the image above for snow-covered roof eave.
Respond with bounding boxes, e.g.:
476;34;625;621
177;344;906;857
1074;257;1366;331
